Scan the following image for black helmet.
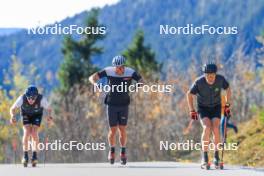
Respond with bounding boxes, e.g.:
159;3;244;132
203;63;217;73
25;85;38;98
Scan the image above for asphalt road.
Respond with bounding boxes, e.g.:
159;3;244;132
0;162;263;176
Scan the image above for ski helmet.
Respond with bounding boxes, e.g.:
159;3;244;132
112;55;126;66
203;63;217;73
25;85;38;98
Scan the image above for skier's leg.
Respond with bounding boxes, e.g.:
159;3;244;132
22;125;31;165
212;118;221;167
22;125;31;153
118;125;127;165
31;115;42;166
108;127;118;147
212;118;221;150
108;126;117;164
107;105;119;147
117;106;129;164
200;117;211;169
107;105;119;164
200;117;211;152
31;125;39;159
118;125;127;147
118;105;128;147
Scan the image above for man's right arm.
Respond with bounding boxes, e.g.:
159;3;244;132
187;91;196;111
89;73;100;85
89;69;107;85
187;81;198;111
9;96;23;124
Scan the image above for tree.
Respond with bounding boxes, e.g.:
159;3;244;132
122;30;162;80
58;9;105;92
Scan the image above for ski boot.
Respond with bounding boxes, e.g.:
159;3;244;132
31;158;38;167
220;162;224;169
31;152;38;167
214;151;220;169
21;157;28;167
120;153;127;165
21;152;29;167
214;157;220;169
108;150;115;165
201;152;210;170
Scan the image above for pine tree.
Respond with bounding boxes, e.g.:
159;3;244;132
58;9;105;92
123;30;162;80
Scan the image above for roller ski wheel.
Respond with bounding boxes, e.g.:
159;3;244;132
201;162;210;170
31;159;38;167
108;151;115;165
21;158;28;167
120;153;127;165
220;162;224;170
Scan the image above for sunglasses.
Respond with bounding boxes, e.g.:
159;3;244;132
26;96;37;101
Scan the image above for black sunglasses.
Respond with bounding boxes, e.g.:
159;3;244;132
26;96;37;100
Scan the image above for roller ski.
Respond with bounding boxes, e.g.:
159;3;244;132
201;162;210;170
108;148;115;165
31;152;38;167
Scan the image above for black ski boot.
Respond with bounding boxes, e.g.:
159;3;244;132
220;162;224;169
108;147;115;165
120;153;127;165
201;152;210;170
31;151;38;167
22;151;29;167
120;147;127;165
214;151;220;169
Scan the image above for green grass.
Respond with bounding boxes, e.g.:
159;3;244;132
259;110;264;124
224;116;264;167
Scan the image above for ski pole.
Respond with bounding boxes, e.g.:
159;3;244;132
43;123;50;167
43;118;53;167
220;114;229;169
11;124;17;165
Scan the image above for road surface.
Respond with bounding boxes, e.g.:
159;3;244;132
0;162;263;176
